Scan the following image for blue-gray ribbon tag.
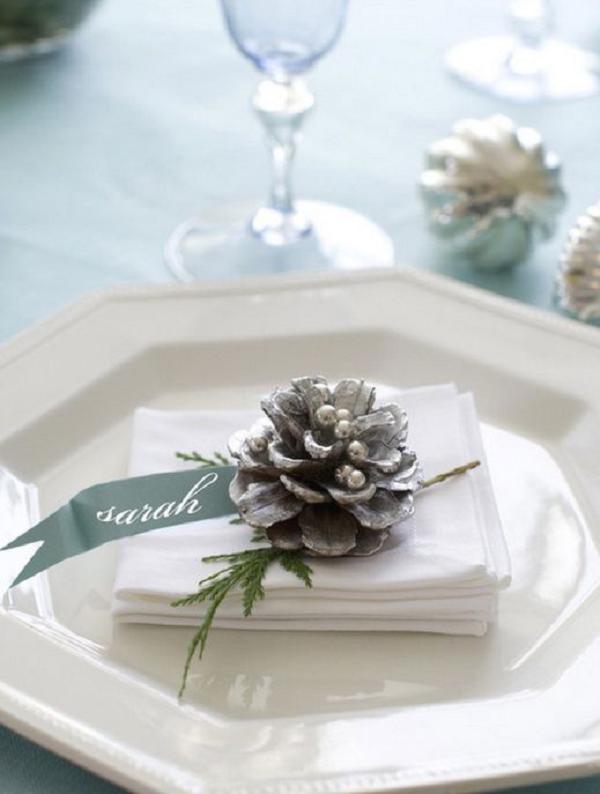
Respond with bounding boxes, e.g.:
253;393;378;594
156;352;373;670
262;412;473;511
1;466;237;589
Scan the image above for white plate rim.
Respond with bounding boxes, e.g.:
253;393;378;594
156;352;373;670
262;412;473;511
2;266;600;794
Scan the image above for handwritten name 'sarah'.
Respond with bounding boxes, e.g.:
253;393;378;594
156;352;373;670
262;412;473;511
95;473;219;527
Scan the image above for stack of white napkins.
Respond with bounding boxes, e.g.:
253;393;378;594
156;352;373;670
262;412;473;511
112;384;510;636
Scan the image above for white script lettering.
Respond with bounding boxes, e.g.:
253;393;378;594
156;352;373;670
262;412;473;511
95;473;220;526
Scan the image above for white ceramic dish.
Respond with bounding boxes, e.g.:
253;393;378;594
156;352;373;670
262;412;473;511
1;268;600;794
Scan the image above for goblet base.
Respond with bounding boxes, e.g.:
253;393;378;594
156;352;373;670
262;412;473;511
165;200;394;282
446;36;600;102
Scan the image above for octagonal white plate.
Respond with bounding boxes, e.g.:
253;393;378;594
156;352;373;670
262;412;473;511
2;268;600;794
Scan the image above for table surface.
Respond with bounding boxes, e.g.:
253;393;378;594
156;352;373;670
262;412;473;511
2;0;600;792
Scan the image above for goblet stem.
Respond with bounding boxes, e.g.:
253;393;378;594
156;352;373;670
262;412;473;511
506;0;552;76
251;78;315;246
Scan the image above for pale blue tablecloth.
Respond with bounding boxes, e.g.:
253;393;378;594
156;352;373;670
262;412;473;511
2;0;600;791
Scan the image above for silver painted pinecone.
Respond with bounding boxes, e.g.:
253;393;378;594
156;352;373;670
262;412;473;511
420;114;566;270
228;378;423;557
557;203;600;322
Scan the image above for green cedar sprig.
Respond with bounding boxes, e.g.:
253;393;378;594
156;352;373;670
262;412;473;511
172;546;312;698
175;450;231;467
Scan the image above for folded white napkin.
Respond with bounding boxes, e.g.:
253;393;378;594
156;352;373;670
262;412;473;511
112;384;510;636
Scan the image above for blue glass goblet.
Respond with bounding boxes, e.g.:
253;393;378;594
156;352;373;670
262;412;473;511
446;0;600;102
165;0;393;282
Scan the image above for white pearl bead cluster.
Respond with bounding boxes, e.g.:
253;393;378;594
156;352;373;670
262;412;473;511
248;435;268;454
347;439;368;463
315;404;355;437
314;404;336;428
314;404;371;491
335;463;367;490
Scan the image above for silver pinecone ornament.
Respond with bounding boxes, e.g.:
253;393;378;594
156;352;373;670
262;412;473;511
420;114;566;271
557;203;600;322
228;378;423;557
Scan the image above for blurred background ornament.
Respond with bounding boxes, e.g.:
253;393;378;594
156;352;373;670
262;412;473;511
556;203;600;322
420;114;566;271
0;0;100;61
